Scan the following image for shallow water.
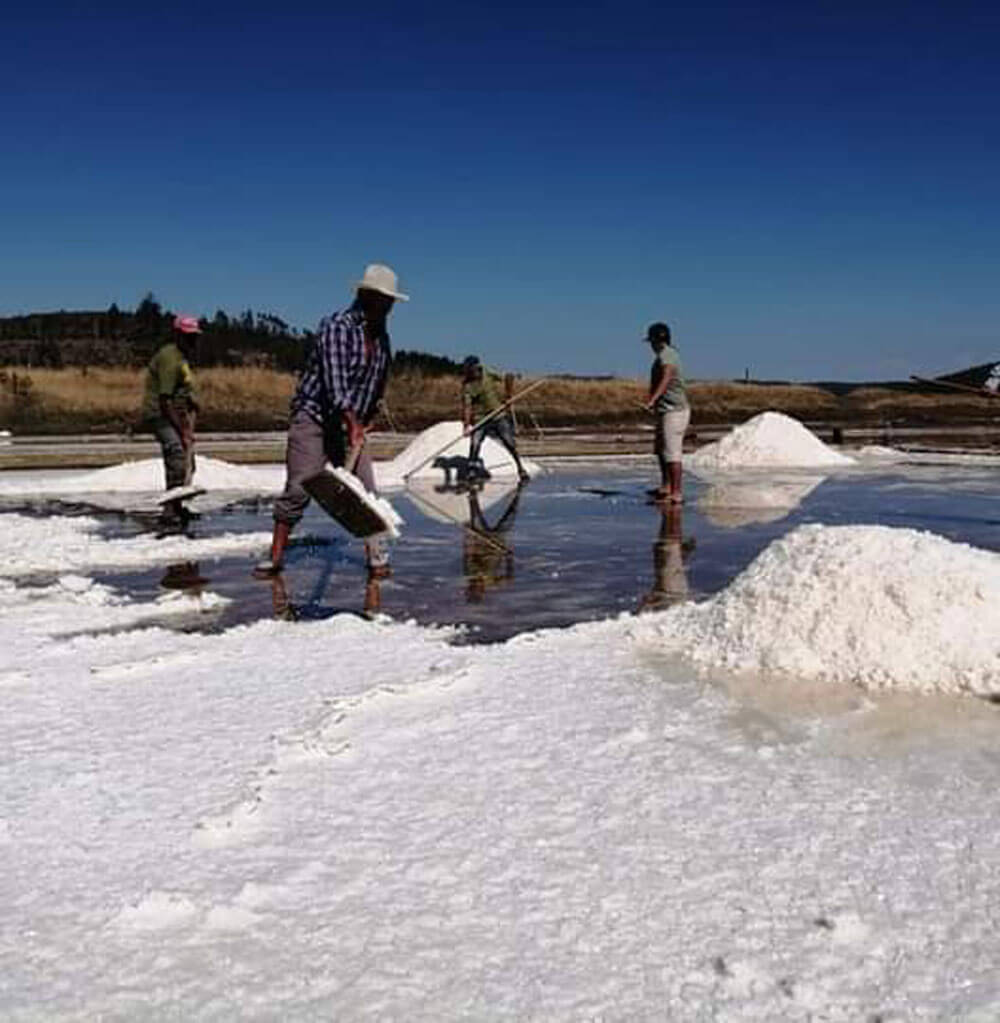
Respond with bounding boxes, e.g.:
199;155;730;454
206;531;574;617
8;458;1000;644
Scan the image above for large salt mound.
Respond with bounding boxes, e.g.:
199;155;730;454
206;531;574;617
650;524;1000;694
690;411;854;468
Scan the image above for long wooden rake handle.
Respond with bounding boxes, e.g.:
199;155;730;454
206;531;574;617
402;377;548;481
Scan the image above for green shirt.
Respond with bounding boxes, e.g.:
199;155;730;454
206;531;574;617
463;368;504;417
651;345;688;412
143;342;196;419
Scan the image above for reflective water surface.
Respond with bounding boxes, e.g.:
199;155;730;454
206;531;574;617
11;458;1000;644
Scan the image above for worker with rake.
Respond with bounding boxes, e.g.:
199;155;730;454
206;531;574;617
461;356;530;483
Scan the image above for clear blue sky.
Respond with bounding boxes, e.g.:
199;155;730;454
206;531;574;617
2;1;997;380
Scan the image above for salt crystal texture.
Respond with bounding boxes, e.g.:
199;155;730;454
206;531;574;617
690;411;855;469
652;524;1000;694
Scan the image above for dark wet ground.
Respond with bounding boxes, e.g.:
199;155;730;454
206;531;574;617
15;460;1000;644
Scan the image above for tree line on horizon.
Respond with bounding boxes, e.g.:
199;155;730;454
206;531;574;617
0;293;463;377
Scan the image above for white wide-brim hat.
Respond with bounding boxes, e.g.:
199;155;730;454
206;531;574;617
355;263;409;301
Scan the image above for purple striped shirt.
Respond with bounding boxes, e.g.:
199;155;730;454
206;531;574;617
290;304;391;426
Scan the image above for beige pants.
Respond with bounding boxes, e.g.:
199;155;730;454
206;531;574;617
654;406;690;461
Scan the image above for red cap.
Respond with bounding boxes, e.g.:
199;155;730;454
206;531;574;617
173;314;201;334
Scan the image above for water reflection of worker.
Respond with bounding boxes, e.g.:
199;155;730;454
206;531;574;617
268;567;385;621
462;483;522;602
159;561;208;592
639;504;695;612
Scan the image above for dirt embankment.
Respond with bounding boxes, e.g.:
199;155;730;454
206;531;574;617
1;366;998;435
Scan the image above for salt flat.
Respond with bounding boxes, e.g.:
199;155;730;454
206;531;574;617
2;422;999;1019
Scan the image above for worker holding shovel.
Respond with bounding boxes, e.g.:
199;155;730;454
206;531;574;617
461;356;530;483
255;263;406;577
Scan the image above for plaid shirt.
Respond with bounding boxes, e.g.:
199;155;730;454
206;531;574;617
290;304;392;425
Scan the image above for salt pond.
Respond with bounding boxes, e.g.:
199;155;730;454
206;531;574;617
5;455;997;645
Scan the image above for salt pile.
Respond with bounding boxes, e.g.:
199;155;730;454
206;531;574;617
76;455;272;491
0;456;276;496
690;411;854;468
375;421;538;489
650;524;1000;694
0;424;538;501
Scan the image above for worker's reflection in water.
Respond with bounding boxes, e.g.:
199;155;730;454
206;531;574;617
638;503;695;612
462;482;523;603
159;561;209;593
267;563;387;622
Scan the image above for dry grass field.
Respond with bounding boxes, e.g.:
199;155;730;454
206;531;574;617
1;366;997;434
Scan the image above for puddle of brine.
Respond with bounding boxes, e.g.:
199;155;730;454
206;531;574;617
32;459;1000;645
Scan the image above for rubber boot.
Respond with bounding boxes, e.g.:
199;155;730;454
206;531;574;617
254;521;291;577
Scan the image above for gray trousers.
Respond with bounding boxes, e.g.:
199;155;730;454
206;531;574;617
152;417;189;491
273;411;376;527
469;413;521;464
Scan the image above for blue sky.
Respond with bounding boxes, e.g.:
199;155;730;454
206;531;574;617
2;2;998;380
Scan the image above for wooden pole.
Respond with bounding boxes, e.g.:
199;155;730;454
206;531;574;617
377;399;399;433
910;375;1000;399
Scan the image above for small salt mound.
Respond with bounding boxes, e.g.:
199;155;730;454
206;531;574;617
690;411;854;469
0;456;275;495
376;421;539;489
651;524;1000;694
81;455;270;492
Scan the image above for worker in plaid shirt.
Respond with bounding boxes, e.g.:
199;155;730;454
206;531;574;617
256;263;408;576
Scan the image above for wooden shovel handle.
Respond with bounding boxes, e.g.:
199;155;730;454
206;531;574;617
344;441;363;474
